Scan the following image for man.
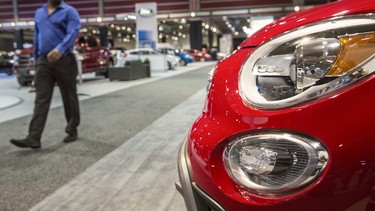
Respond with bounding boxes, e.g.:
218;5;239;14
10;0;81;149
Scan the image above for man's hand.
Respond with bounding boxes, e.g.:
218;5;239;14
47;49;62;62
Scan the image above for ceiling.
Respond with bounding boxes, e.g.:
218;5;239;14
0;0;336;43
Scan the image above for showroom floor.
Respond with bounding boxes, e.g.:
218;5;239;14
0;62;215;211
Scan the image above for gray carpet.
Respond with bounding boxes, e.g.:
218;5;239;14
0;64;213;211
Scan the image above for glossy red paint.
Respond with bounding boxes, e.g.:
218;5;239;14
76;34;113;72
185;0;375;210
187;49;212;62
240;0;375;48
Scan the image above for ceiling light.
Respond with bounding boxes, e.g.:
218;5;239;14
191;12;196;17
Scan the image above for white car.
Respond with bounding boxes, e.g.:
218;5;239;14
115;48;179;71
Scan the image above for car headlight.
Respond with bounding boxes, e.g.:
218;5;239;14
239;14;375;109
223;131;329;196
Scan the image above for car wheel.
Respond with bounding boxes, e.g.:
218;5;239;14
17;76;32;87
200;58;206;62
168;61;172;70
104;59;114;78
179;59;186;66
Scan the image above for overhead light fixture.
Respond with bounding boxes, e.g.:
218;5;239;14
191;12;196;17
294;6;300;12
97;17;102;22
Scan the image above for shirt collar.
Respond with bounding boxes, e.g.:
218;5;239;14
43;1;67;11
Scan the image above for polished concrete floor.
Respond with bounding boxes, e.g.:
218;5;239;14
0;62;215;211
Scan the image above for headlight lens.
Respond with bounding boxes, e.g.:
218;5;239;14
239;15;375;109
223;132;329;196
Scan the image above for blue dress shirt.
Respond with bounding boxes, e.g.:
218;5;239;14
34;2;81;59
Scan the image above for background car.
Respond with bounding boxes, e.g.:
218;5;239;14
14;34;114;86
177;0;375;210
187;48;211;62
75;34;114;75
116;48;178;70
109;47;126;68
159;48;194;66
0;51;15;76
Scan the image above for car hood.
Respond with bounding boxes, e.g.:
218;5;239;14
240;0;375;48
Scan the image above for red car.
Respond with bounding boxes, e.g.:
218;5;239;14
187;48;212;62
176;0;375;210
14;34;113;86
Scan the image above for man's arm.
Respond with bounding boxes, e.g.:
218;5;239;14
55;8;81;55
33;19;39;60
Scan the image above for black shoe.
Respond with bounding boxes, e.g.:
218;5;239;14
63;133;78;143
10;138;41;149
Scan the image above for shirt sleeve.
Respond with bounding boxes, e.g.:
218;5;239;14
55;8;81;54
33;15;39;60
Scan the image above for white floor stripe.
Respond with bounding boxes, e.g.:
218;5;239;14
30;88;206;211
0;62;215;123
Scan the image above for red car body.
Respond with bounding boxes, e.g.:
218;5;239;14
188;48;212;62
75;34;113;72
14;34;113;86
177;0;375;211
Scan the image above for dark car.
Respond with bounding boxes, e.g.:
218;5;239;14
0;51;15;76
14;34;114;86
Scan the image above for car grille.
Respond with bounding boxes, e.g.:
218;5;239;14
192;183;226;211
18;54;33;71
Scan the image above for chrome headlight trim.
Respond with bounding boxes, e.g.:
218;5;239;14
239;14;375;110
223;131;329;196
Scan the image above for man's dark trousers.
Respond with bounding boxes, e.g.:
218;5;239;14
28;53;80;141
